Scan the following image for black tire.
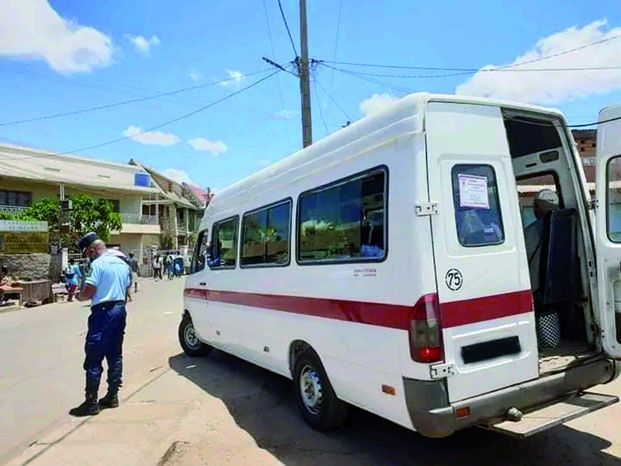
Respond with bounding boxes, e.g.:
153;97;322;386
293;348;349;431
178;314;212;357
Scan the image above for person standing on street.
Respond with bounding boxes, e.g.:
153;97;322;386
71;233;131;416
152;255;162;281
128;252;139;293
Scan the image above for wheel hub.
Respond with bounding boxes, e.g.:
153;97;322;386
184;324;199;349
300;365;323;414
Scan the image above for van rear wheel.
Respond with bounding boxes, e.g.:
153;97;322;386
293;349;349;431
178;314;212;357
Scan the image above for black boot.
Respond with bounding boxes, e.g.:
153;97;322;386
98;392;119;409
69;394;100;417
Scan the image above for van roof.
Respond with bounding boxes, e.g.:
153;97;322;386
201;93;564;229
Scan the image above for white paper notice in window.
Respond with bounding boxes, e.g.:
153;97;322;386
458;174;489;209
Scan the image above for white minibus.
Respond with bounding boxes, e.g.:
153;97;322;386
180;94;620;438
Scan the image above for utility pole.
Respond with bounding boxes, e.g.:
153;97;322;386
299;0;312;148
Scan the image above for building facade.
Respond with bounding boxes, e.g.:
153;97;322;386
129;160;209;253
0;144;161;273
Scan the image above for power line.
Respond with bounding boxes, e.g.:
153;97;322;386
324;65;415;94
277;0;298;57
262;0;295;147
0;68;271;127
312;78;329;135
500;33;621;69
263;0;286;109
327;0;344;122
321;33;621;75
0;70;281;162
314;78;351;121
320;62;621;78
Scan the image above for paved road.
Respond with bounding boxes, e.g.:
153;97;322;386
3;278;620;465
0;277;183;465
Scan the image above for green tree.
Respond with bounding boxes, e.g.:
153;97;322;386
21;194;122;250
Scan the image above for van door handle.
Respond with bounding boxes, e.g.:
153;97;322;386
199;282;206;286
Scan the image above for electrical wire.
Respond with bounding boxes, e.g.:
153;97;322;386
277;0;298;57
0;70;281;162
327;0;344;122
323;65;415;94
321;33;621;75
0;68;271;127
320;62;621;79
314;78;351;121
312;78;329;135
262;0;295;147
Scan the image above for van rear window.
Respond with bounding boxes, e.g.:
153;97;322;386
452;165;504;247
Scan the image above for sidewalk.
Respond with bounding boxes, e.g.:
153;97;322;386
8;356;280;466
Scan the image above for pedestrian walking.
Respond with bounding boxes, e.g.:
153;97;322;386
71;232;131;416
167;253;174;280
152;255;162;281
64;258;82;302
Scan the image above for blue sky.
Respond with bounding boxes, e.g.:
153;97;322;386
0;0;620;191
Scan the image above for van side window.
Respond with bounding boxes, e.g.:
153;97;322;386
452;164;504;247
297;167;387;263
191;229;210;273
607;156;621;242
241;200;291;266
210;217;239;268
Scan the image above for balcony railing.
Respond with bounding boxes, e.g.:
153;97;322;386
119;213;159;225
0;205;28;216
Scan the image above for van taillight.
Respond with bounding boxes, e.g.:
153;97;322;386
409;293;443;363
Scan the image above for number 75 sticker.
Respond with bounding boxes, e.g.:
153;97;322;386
445;269;463;291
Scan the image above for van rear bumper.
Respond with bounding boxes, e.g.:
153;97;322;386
403;357;617;438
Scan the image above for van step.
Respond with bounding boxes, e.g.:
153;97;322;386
482;392;618;438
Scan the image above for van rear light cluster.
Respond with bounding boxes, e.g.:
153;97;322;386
409;293;444;363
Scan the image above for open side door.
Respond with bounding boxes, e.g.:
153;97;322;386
594;103;621;359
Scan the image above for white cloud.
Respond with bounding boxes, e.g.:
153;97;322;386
273;109;297;120
189;69;203;83
359;93;399;116
188;138;228;155
126;34;160;55
163;168;194;185
218;69;244;87
0;0;113;73
456;20;621;104
123;125;180;146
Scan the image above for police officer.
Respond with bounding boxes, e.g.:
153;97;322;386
70;232;131;416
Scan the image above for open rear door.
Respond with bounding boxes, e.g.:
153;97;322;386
594;103;621;359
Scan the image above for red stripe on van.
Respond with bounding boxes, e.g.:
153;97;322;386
184;288;412;329
439;290;534;328
184;288;533;329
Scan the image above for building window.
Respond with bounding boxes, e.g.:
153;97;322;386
241;200;291;267
0;190;32;207
297;167;387;263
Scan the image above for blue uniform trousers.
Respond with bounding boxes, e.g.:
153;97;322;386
84;300;127;395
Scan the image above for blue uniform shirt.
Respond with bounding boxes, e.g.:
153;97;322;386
85;253;131;306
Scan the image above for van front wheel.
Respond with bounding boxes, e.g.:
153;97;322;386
293;349;349;431
178;315;212;357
